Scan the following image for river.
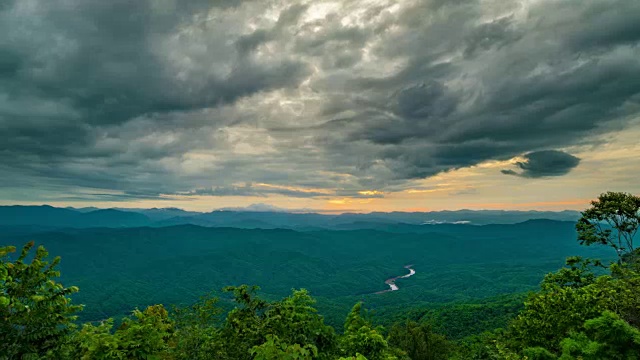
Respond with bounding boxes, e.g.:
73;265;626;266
376;265;415;294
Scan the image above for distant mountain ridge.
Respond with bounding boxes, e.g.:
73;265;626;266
0;205;150;228
0;205;582;230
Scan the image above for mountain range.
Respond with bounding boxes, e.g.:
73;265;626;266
0;205;582;230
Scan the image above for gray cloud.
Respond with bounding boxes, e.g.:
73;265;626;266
1;0;639;201
501;150;581;178
182;184;328;198
0;0;308;150
463;16;522;58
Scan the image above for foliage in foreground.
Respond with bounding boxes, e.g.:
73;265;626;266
0;242;81;359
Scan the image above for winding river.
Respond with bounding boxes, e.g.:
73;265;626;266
376;265;416;294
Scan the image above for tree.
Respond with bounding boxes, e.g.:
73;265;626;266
539;257;601;289
337;355;368;360
70;304;174;359
170;293;225;360
576;191;640;262
502;191;640;357
250;334;318;360
71;319;122;360
522;346;556;360
116;305;174;359
221;285;272;359
341;303;395;360
506;267;616;352
220;286;339;359
0;242;82;359
558;311;640;359
261;289;337;359
387;320;451;360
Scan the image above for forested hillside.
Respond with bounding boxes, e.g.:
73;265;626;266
1;192;639;359
0;220;611;327
0;206;151;228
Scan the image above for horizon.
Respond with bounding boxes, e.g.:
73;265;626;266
1;1;639;212
0;202;584;215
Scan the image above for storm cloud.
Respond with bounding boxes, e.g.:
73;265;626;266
501;150;581;178
1;0;640;201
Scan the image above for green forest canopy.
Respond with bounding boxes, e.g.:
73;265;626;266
1;191;639;359
0;219;612;327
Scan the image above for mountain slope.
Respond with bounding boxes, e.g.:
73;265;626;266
0;221;613;325
0;206;151;228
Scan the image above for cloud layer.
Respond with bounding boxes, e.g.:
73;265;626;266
1;0;640;202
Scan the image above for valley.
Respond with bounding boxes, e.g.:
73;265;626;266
1;197;636;359
0;208;613;328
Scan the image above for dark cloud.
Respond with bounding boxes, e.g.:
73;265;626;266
538;0;640;51
463;16;522;58
303;0;640;185
0;0;309;151
396;82;456;120
1;0;639;201
501;150;581;178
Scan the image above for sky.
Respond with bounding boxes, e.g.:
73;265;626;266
1;0;639;213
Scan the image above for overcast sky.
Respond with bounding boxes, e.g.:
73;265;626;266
1;0;639;212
